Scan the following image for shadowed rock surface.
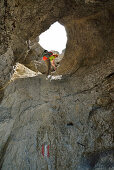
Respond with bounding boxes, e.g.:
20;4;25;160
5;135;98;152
0;0;114;169
0;59;114;170
0;0;113;89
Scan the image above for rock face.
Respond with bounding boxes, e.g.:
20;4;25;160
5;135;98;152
11;63;38;80
0;59;114;169
0;0;114;169
0;0;113;89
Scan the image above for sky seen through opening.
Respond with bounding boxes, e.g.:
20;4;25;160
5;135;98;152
39;22;67;54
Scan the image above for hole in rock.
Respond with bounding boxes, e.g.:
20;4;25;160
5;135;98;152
39;22;67;54
67;122;74;126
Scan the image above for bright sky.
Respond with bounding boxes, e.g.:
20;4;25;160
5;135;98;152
39;22;67;54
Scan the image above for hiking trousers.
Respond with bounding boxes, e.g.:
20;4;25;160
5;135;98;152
45;59;51;75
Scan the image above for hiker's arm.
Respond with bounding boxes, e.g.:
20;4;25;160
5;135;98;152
53;54;58;58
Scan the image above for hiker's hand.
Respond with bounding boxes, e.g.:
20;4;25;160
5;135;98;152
54;55;58;57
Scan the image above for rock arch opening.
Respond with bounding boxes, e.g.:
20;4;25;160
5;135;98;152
0;0;113;169
39;22;67;54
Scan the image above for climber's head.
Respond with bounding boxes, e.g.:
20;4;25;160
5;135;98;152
44;50;48;53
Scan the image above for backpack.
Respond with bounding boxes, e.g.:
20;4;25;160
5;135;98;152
42;51;53;58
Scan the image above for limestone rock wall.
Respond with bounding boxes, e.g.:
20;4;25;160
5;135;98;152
0;0;113;91
0;0;66;96
0;0;114;169
0;57;113;169
57;9;114;75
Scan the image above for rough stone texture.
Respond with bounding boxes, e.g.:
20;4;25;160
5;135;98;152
22;41;47;73
0;0;113;88
0;0;114;169
56;7;114;75
0;58;114;169
11;63;38;80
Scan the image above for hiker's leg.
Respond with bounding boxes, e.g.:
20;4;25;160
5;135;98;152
45;59;51;75
51;60;56;70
